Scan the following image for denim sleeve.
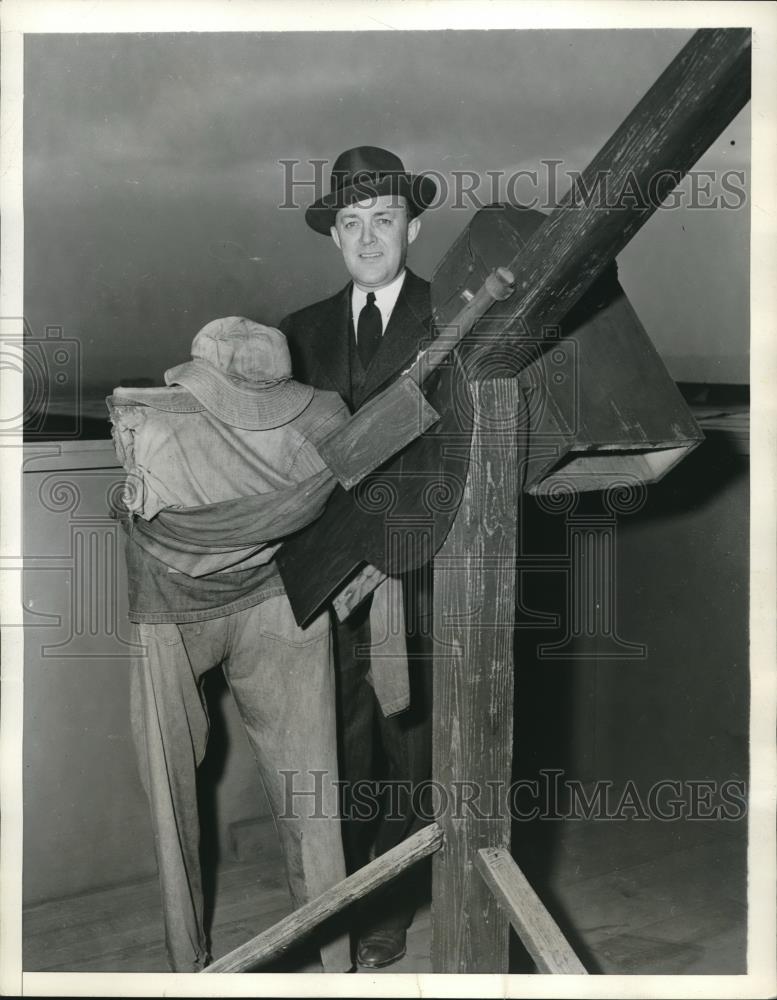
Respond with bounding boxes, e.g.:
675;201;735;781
287;393;349;480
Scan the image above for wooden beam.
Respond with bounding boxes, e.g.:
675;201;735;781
202;822;444;973
476;847;587;975
435;28;751;337
431;378;523;973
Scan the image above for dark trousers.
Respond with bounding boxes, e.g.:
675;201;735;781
334;571;434;932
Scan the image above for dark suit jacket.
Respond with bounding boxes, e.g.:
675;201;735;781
281;268;432;413
277;269;472;626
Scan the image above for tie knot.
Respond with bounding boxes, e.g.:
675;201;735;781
366;292;376;306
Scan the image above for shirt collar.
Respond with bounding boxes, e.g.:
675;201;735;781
351;269;407;333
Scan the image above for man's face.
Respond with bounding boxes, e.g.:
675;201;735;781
331;194;420;290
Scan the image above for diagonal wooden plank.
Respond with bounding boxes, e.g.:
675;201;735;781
476;847;587;974
203;822;444;973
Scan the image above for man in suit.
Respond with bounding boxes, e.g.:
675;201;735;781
280;146;438;969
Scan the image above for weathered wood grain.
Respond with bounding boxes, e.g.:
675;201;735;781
317;376;441;490
431;378;522;973
202;822;444;973
475;847;587;974
406;266;515;383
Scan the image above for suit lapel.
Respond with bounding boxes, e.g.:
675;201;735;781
308;284;353;404
357;270;431;404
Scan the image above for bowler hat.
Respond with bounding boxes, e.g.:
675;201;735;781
305;146;438;235
164;317;314;430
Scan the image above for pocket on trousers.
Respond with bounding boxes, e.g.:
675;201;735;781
257;597;330;648
137;621;182;646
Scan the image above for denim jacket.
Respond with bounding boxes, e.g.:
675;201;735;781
108;385;348;621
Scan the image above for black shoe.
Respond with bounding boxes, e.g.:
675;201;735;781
356;928;407;969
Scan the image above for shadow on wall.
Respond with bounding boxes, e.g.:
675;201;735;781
510;427;748;969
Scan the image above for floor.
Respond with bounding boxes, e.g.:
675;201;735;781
23;811;746;976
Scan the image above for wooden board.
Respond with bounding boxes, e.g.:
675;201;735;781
317;376;440;490
475;847;587;974
203;822;444;973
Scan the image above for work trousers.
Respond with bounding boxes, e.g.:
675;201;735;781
129;595;350;972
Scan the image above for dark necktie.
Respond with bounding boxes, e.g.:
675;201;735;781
357;292;382;369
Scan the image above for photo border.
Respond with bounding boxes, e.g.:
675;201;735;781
1;3;774;997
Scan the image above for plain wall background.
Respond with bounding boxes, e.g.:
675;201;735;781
24;28;750;419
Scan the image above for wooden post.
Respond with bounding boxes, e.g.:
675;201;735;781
431;378;522;973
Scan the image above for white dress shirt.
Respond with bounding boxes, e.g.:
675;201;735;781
351;269;406;342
